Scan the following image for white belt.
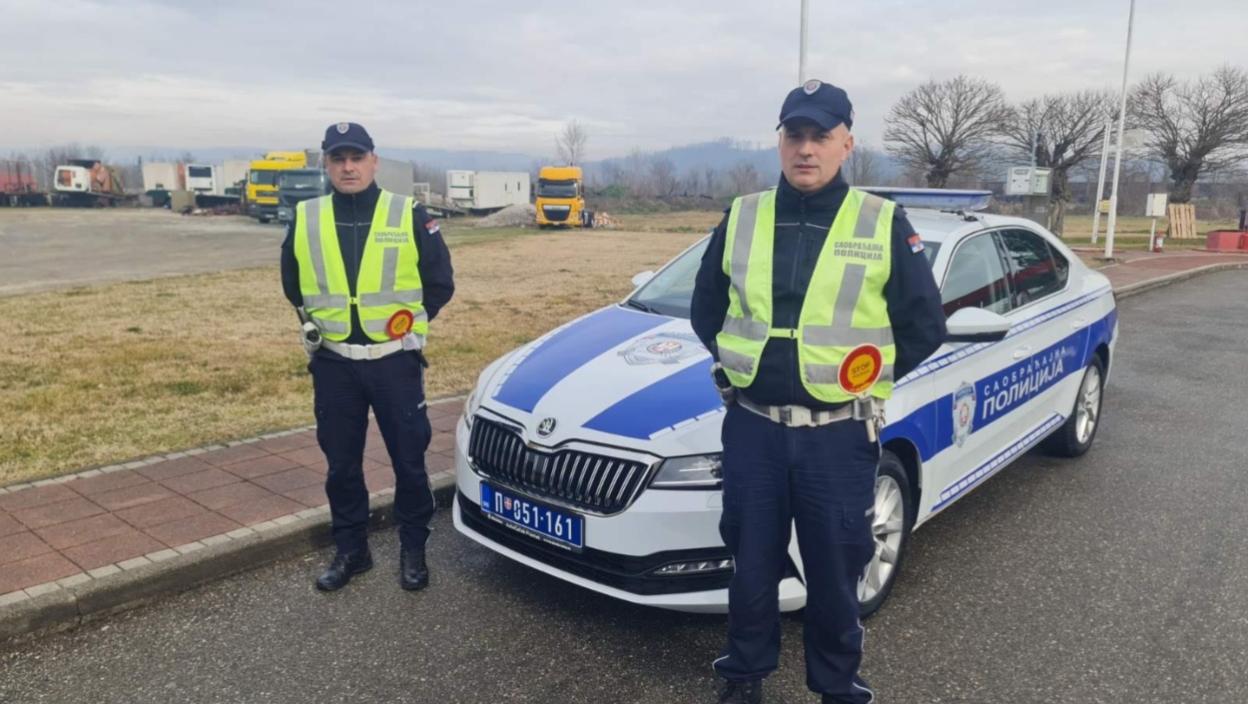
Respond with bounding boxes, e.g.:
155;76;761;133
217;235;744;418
323;339;405;361
736;396;856;428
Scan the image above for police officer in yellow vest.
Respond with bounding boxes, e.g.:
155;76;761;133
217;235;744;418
691;82;946;703
280;122;455;592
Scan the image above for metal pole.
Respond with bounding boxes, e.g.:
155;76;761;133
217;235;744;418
798;0;809;84
1090;120;1112;244
1105;0;1135;260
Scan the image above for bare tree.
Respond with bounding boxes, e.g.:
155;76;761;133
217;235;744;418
1128;65;1248;203
842;141;884;186
555;119;589;165
648;157;679;197
623;149;649;196
884;75;1010;187
703;166;718;197
726;161;762;196
682;168;702;197
999;90;1114;234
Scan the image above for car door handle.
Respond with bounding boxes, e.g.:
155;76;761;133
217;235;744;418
1070;317;1087;330
1012;346;1033;360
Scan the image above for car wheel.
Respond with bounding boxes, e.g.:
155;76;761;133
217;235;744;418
1043;357;1105;458
859;450;914;618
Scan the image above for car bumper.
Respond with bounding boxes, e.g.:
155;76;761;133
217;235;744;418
451;416;806;613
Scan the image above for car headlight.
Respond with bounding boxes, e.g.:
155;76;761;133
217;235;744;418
462;385;483;429
650;454;722;489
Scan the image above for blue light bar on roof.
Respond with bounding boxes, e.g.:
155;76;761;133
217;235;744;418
861;187;993;212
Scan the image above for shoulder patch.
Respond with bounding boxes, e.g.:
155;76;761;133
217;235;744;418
424;218;440;235
907;234;925;254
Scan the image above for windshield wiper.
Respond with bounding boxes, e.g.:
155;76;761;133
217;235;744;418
623;299;657;314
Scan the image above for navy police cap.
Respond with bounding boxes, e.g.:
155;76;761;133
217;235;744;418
778;79;854;131
322;122;375;154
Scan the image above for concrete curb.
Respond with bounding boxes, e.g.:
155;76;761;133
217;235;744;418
0;474;459;645
1114;261;1248;300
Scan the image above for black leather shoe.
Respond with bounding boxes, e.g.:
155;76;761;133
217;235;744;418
315;549;373;591
399;547;429;591
717;679;762;704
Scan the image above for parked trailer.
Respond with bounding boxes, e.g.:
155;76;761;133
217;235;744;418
446;170;530;213
220;160;250;197
52;159;128;207
375;156;414;196
0;160;46;206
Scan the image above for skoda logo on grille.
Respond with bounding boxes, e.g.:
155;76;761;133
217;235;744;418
537;417;557;437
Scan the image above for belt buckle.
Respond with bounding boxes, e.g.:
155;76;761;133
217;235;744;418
779;406;812;427
368;344;384;360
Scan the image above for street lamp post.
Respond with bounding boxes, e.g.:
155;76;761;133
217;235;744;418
1104;0;1136;260
798;0;809;84
1090;120;1112;244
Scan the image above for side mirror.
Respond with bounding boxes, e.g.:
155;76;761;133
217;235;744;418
631;271;655;288
945;307;1010;343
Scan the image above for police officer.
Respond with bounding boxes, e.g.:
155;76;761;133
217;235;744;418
691;82;946;703
280;122;455;592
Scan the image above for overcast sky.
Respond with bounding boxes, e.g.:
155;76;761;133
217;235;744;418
1;0;1245;159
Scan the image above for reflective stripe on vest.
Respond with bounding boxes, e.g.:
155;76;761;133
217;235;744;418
293;190;428;344
716;188;896;402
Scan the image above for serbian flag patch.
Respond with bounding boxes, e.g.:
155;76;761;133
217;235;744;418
907;234;925;254
425;219;440;235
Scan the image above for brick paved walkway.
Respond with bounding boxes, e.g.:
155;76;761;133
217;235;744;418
0;400;460;598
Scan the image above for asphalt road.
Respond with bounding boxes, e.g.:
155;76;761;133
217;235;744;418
0;209;282;296
2;271;1246;704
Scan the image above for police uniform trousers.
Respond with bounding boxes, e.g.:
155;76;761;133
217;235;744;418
310;350;435;554
713;402;878;704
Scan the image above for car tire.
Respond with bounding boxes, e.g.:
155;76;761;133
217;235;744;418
859;450;915;618
1042;356;1105;458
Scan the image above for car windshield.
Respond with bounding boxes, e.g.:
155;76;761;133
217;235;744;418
538;179;577;198
624;238;940;320
626;239;709;319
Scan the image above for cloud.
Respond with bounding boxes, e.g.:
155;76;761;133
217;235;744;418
1;0;1245;158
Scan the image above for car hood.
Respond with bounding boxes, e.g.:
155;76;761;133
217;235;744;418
477;305;723;451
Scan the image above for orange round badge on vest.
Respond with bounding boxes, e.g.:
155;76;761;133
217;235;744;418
838;344;883;396
386;310;414;340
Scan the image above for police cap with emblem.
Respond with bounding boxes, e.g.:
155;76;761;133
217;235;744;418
321;122;375;154
778;79;854;131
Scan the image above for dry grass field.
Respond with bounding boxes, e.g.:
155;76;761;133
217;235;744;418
0;223;700;484
2;206;1236;484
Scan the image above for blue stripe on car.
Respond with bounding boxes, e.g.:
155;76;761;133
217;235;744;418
881;307;1116;461
493;306;667;413
582;359;721;439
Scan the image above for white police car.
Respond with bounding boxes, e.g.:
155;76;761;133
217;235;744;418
453;189;1117;615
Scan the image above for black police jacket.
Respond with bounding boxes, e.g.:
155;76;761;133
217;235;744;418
280;181;455;348
690;172;946;410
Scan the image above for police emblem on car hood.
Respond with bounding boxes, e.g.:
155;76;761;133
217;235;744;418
536;417;557;437
618;332;704;366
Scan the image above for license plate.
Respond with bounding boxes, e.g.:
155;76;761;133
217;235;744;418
480;482;584;551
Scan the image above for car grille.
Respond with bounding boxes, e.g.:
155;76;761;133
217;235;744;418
541;206;570;222
467;417;654;515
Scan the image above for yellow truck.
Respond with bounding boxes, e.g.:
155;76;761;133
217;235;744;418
535;165;586;228
246;151;308;223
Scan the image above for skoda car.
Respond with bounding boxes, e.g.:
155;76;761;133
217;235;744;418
453;189;1118;615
